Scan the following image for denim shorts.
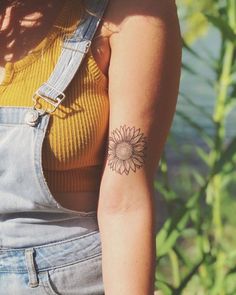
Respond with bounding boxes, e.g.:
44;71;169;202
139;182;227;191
0;228;104;295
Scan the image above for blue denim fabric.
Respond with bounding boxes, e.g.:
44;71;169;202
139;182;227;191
0;1;108;293
0;231;104;294
0;108;100;248
37;0;109;102
0;107;104;294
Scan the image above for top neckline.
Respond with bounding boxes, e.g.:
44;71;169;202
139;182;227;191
1;0;81;85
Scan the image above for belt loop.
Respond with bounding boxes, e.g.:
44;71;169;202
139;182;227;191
25;248;39;288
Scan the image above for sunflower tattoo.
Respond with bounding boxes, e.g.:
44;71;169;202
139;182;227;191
108;125;147;175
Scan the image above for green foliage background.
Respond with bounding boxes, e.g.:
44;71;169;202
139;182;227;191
155;0;236;294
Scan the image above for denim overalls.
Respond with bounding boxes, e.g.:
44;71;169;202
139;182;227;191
0;1;108;294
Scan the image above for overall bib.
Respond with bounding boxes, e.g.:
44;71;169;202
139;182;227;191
0;1;108;294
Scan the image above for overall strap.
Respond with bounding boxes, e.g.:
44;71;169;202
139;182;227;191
33;0;109;114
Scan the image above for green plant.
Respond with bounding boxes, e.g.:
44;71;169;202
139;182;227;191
155;0;236;294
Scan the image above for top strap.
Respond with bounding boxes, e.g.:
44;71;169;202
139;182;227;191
33;0;109;114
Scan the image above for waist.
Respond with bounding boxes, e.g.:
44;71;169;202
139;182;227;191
0;232;101;272
54;191;99;213
44;166;103;192
0;210;99;248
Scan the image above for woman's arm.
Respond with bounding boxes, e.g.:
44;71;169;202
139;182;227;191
98;0;182;294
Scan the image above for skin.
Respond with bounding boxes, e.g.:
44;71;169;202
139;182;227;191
0;0;182;293
0;0;65;64
98;1;181;293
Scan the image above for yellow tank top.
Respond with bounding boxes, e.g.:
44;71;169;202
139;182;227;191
0;1;109;193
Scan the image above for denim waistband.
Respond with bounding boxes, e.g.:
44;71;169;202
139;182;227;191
0;211;99;248
0;230;101;273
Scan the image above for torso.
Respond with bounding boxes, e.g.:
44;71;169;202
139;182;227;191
0;0;113;213
55;10;112;213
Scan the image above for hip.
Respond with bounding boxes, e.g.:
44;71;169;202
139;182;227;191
0;229;104;295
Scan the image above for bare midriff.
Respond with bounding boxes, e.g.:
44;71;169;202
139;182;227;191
54;192;100;213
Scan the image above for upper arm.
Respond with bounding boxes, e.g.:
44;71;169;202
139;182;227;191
99;0;182;205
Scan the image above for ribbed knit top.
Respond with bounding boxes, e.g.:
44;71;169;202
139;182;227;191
0;0;109;192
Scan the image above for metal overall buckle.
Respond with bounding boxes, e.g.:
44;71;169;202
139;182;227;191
32;83;66;114
62;38;92;53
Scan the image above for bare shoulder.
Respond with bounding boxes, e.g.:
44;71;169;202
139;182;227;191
93;0;179;77
103;0;179;35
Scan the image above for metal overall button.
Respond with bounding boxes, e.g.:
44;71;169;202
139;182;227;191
25;110;40;127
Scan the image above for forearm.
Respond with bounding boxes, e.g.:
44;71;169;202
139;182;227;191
98;197;156;295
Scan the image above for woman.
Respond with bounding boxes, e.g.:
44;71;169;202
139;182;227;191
0;0;181;294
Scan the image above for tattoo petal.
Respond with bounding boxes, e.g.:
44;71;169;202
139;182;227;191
107;125;147;175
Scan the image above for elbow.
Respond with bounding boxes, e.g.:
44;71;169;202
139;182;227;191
97;184;154;216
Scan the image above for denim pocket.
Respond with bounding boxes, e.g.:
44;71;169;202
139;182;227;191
41;254;104;295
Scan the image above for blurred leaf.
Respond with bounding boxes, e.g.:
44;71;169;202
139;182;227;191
211;251;227;294
180;11;210;44
181;63;215;87
192;170;206;186
174;244;194;268
154;181;178;201
182;38;202;59
169;249;181;287
212;136;236;176
173;256;206;294
204;14;236;43
156;210;190;258
179;92;213;122
155;279;174;295
229;72;236;84
225;99;236;116
176;110;213;147
156;0;236;292
195;146;210;166
182;62;199;76
228;266;236;275
177;0;217;43
182;38;219;72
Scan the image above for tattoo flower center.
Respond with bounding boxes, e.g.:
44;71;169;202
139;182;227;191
115;142;133;161
108;125;147;175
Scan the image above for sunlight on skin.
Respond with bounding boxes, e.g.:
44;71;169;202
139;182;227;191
0;6;43;31
0;0;110;76
19;12;43;27
0;7;13;31
0;6;43;62
0;1;62;64
1;8;38;62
